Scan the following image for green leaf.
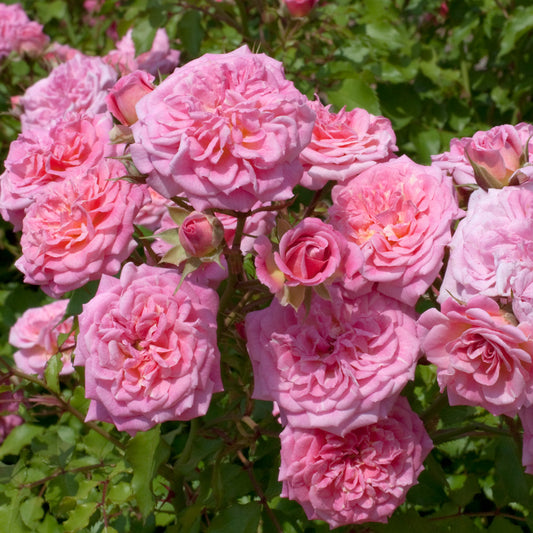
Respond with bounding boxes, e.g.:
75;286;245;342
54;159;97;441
62;501;98;531
327;77;381;116
19;496;44;530
125;426;171;519
65;280;100;317
34;1;67;23
177;11;204;59
493;438;529;506
498;6;533;57
44;352;62;395
208;502;262;533
0;425;43;460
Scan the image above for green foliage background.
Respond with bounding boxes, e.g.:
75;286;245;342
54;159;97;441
1;0;533;531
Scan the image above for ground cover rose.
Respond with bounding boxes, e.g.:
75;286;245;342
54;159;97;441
329;155;462;305
19;55;117;131
278;397;432;527
15;159;144;297
419;295;533;416
299;98;397;190
0;112;115;230
74;263;222;435
432;123;533;187
9;300;75;377
130;45;315;211
0;3;49;60
245;290;420;435
254;217;363;304
439;184;533;304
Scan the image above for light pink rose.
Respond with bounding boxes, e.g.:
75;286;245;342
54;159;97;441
106;70;155;126
104;28;180;76
0;3;49;60
130;45;315;211
299;98;397;190
255;217;363;298
42;42;83;66
0;112;115;230
245;290;420;435
15;159;144;298
511;269;533;324
74;263;222;436
19;55;117;131
519;406;533;474
215;204;276;254
329;155;462;305
439;184;533;304
283;0;319;16
279;397;432;527
9;300;75;377
432;123;533;187
419;295;533;417
134;186;173;231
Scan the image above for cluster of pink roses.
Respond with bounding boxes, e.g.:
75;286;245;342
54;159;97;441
5;24;533;526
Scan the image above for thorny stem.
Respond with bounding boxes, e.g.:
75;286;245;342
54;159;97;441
430;423;511;445
428;510;526;523
20;461;110;489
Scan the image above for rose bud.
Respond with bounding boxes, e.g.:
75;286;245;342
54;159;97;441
179;212;224;258
284;0;319;16
106;70;155;126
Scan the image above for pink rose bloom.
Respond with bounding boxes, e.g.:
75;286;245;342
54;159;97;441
19;55;117;131
255;217;363;299
74;263;222;436
104;28;180;76
439;184;533;304
432;123;533;187
511;269;533;324
519;406;533;474
0;112;115;230
0;387;23;443
15;159;144;298
329;155;462;306
9;300;75;377
0;3;49;60
134;186;173;231
106;70;155;126
279;397;432;527
245;290;420;435
42;42;83;67
419;295;533;416
215;204;276;254
284;0;319;16
130;45;315;211
299;98;397;190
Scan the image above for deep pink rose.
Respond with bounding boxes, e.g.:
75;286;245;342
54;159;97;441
245;290;420;435
19;55;117;131
74;263;222;436
15;160;144;298
9;300;75;377
130;45;315;211
0;3;49;60
106;70;155;126
255;218;363;299
329;155;462;305
283;0;319;16
419;295;533;416
0;112;115;230
439;184;533;304
179;212;224;257
299;98;397;190
432;123;533;187
279;397;432;527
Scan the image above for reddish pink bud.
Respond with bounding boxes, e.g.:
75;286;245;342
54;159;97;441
179;212;224;258
284;0;319;17
106;70;155;126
